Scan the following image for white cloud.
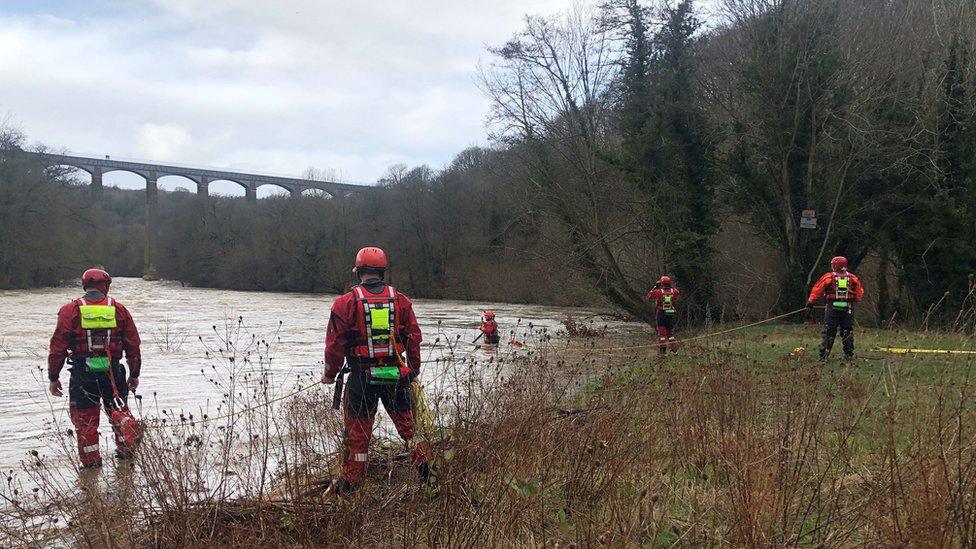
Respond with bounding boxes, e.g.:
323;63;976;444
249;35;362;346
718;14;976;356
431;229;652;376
0;0;584;180
136;123;193;160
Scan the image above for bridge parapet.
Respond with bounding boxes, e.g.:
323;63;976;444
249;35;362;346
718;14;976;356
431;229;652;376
21;151;373;199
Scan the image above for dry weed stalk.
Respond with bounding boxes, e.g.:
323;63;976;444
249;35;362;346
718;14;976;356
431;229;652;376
3;326;976;547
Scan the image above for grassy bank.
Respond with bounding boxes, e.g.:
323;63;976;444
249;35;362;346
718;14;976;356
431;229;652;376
4;321;976;547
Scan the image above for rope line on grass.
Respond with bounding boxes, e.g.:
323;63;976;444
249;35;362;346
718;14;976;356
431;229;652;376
86;305;976;439
92;309;810;432
875;347;976;355
136;381;322;431
137;340;493;431
557;308;810;354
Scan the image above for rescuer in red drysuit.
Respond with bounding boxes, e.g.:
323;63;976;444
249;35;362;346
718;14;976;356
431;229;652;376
645;275;680;356
322;247;432;494
480;310;500;345
48;269;144;468
808;256;864;362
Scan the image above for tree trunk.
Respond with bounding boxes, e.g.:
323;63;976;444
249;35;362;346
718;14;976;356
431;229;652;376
877;248;890;327
780;250;807;314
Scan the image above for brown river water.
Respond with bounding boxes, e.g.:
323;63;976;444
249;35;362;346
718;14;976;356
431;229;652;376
0;278;643;471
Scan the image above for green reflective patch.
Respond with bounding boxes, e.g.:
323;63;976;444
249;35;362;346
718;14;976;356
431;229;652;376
87;356;110;372
369;365;400;385
832;301;848;309
369;307;391;340
80;305;117;329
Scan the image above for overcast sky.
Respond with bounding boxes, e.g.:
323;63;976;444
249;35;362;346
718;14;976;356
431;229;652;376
0;0;718;195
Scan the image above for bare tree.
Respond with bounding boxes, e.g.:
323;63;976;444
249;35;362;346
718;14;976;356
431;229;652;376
481;6;657;319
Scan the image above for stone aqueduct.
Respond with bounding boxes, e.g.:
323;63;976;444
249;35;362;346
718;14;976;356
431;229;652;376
26;152;370;199
21;151;375;278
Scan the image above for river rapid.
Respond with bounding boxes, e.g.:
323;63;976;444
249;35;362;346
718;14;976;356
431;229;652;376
0;278;641;471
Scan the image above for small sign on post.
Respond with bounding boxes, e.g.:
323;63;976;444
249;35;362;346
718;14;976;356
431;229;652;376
800;209;817;229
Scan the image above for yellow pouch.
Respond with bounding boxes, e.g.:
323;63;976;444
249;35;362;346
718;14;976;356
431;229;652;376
80;305;117;329
370;306;391;340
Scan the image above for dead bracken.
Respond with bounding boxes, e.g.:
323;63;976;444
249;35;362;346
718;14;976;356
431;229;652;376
3;323;976;547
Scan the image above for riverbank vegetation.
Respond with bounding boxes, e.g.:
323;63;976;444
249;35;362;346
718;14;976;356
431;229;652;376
3;322;975;546
3;0;976;329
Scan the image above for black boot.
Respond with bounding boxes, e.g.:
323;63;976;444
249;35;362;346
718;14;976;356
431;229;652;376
330;477;356;496
417;462;433;485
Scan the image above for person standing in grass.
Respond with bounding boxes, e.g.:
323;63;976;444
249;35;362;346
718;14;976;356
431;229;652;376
321;246;432;495
808;256;865;362
48;268;144;468
646;275;680;356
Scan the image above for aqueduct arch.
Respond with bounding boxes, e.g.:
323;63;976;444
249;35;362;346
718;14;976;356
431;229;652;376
20;152;373;278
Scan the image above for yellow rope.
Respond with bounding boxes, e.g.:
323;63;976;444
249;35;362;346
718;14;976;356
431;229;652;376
559;308;809;354
681;308;809;344
138;309;810;430
140;382;322;431
127;306;976;435
137;338;479;432
876;347;976;355
410;380;435;436
141;354;455;431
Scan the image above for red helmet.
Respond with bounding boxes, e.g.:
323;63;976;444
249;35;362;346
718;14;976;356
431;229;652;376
353;247;388;273
484;310;495;320
81;268;112;289
659;275;671;286
831;256;848;271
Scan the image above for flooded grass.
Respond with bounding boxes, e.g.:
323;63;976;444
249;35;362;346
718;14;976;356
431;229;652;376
3;322;976;547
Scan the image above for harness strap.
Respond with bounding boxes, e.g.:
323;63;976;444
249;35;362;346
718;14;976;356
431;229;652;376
831;273;851;299
105;297;114;354
80;298;95;353
353;286;373;358
386;285;396;357
353;285;398;359
106;360;126;409
79;297;125;408
661;289;676;312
